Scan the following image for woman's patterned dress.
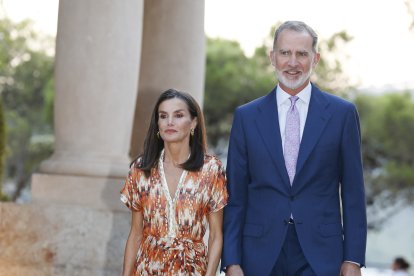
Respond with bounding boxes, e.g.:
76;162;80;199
121;150;228;275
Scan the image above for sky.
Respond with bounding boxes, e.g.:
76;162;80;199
2;0;414;91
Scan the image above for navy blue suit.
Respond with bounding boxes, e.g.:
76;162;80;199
221;85;367;276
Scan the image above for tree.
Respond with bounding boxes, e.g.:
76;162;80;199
204;25;354;152
203;38;274;149
313;31;354;97
355;92;414;229
0;16;54;201
0;100;6;201
204;25;414;230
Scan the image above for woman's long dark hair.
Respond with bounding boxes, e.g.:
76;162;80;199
132;88;207;177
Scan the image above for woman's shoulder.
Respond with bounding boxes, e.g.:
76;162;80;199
203;154;225;169
129;156;141;168
129;157;147;175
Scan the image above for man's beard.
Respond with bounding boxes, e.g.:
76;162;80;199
275;68;312;90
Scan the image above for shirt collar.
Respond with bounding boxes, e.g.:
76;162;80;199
276;82;312;107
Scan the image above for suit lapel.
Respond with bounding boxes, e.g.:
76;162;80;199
294;86;331;183
255;89;291;188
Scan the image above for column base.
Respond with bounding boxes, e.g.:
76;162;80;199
32;173;127;212
0;202;129;276
39;153;131;179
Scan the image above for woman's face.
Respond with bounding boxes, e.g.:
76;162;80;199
157;98;197;145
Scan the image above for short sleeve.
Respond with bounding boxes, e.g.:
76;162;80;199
120;165;143;212
208;158;229;213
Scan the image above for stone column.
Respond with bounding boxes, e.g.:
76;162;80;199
3;2;209;274
32;0;144;210
130;0;205;156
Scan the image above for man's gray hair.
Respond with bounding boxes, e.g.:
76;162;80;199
273;21;319;53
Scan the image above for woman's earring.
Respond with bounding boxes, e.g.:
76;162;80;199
157;131;160;139
190;128;194;136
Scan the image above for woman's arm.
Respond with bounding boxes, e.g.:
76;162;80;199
122;211;144;276
206;209;224;276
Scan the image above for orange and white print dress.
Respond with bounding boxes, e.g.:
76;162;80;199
120;150;228;276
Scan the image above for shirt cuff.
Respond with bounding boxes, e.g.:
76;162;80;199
344;260;360;267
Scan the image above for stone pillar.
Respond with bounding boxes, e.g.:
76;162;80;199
130;0;205;156
2;2;208;275
32;0;144;210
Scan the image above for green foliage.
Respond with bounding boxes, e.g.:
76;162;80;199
0;100;6;200
204;38;274;147
204;25;414;229
0;16;54;201
43;78;54;125
357;92;414;178
313;31;354;96
355;92;414;228
204;26;354;148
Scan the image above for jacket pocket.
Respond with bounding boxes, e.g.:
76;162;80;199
243;223;264;238
318;222;343;237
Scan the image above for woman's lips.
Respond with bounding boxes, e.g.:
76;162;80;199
165;129;177;134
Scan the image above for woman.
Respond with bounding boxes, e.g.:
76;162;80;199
120;89;228;276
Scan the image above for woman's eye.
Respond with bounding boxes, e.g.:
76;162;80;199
159;114;167;119
175;113;184;118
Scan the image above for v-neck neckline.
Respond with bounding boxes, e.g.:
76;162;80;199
159;149;188;237
159;149;188;203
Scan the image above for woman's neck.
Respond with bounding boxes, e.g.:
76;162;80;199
163;143;191;166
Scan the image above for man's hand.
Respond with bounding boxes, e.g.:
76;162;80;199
340;262;361;276
226;265;244;276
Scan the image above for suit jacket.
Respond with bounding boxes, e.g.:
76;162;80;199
221;84;367;276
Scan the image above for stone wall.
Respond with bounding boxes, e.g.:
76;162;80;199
0;202;130;276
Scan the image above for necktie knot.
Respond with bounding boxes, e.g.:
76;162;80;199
289;96;299;110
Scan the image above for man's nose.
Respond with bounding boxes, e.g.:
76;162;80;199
288;56;298;66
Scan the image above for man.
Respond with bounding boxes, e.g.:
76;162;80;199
221;21;367;276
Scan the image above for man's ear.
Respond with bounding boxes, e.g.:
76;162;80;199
313;52;321;67
269;50;275;67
